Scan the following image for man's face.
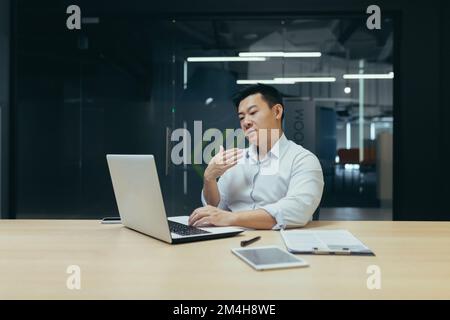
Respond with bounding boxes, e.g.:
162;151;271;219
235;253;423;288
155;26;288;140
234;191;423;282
237;93;281;146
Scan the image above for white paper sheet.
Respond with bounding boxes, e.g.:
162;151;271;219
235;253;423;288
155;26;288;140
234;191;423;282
280;229;372;254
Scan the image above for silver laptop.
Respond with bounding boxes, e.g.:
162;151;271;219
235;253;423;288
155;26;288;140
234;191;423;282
106;154;244;244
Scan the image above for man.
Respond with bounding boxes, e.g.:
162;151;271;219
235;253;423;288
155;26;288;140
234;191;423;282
188;84;324;229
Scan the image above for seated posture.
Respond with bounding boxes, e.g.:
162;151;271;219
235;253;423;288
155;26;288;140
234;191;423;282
189;84;324;230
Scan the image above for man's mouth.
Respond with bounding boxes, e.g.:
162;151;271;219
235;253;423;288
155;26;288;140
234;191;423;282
246;128;257;136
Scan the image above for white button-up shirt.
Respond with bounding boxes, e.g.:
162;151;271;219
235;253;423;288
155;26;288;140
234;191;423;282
201;134;324;229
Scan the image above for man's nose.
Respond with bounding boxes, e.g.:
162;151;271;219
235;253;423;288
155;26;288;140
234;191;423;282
243;118;252;128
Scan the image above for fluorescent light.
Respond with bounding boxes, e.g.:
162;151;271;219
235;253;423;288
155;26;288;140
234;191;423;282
238;76;336;84
344;86;351;94
239;51;284;57
187;57;266;62
346;122;351;149
283;52;322;57
237;79;296;85
274;77;336;82
239;51;321;58
343;72;394;79
183;60;188;89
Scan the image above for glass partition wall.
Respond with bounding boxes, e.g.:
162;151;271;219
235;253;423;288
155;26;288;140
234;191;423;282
13;14;394;219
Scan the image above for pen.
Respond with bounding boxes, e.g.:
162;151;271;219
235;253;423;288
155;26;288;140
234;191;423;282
240;236;261;247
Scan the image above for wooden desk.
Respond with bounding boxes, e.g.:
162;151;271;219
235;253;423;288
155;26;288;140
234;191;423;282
1;220;449;299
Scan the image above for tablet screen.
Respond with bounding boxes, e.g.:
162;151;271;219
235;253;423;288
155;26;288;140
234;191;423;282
237;247;300;265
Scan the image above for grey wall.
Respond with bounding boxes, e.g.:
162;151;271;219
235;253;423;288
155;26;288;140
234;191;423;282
0;0;10;219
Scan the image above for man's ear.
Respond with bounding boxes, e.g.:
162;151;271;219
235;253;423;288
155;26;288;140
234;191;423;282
274;104;283;120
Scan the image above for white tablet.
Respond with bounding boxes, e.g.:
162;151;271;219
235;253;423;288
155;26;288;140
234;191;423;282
231;245;309;271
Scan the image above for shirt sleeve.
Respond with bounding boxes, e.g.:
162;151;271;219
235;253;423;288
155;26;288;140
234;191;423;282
201;170;230;210
259;153;324;229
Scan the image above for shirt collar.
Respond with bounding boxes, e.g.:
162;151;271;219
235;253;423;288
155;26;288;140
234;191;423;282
270;133;287;159
247;133;287;162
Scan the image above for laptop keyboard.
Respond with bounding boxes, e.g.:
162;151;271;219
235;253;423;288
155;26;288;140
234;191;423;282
168;220;211;236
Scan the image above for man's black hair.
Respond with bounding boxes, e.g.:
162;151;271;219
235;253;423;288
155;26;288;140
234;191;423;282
232;83;285;121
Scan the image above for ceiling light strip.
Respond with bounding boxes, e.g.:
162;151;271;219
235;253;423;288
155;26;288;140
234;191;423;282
187;57;266;62
236;79;296;84
239;52;321;58
343;72;394;79
274;77;336;82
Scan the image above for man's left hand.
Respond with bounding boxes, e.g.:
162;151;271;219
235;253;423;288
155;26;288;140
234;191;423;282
188;205;236;227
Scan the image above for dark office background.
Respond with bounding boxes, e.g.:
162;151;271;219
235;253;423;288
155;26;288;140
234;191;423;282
0;0;449;221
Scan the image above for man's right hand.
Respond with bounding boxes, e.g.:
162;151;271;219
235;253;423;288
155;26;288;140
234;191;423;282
204;146;243;181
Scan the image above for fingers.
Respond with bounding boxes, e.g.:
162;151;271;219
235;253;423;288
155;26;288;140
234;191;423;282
223;148;243;156
188;212;198;226
188;210;211;226
220;153;243;165
193;216;212;227
223;149;243;160
217;148;243;164
188;207;204;225
219;148;243;158
188;210;197;225
223;161;239;170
